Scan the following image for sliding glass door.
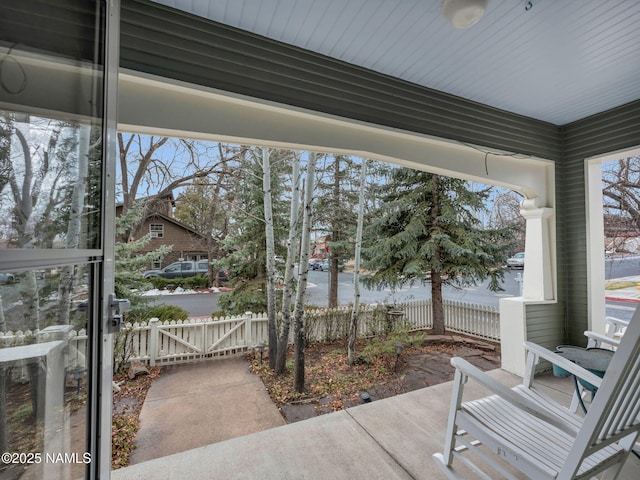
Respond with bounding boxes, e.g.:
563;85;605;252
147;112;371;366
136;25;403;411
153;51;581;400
0;1;118;478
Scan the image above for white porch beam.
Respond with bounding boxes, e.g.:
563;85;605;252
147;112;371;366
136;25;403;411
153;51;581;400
118;70;554;204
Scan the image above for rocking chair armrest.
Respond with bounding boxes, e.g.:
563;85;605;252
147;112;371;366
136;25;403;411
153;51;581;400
523;342;604;391
584;331;620;349
450;357;579;436
605;316;629;330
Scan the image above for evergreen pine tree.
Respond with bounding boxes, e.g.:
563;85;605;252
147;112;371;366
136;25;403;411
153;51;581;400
314;155;360;306
363;168;515;334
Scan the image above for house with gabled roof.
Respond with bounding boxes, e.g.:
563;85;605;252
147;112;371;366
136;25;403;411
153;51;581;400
116;193;209;269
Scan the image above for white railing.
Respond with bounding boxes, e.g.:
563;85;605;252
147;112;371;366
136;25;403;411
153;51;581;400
0;328;88;382
0;299;499;370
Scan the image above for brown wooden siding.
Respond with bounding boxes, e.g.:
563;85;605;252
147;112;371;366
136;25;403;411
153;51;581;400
139;216;207;267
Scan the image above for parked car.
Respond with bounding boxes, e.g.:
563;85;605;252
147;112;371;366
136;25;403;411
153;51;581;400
507;252;525;269
320;261;344;272
143;261;228;281
309;258;323;270
0;272;15;284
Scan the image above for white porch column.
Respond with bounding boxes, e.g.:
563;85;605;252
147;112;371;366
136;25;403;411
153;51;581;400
520;199;555;301
500;198;556;376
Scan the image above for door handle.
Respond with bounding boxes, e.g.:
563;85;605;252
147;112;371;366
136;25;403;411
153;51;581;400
107;294;130;333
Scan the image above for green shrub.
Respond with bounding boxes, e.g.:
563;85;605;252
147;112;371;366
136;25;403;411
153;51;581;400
148;275;208;291
184;275;208;289
360;328;426;369
146;304;189;322
148;277;171;290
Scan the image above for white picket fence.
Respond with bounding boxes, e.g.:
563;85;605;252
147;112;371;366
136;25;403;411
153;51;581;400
0;299;499;371
303;300;500;342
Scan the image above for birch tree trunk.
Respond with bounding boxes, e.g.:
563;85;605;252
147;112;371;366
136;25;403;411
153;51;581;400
293;153;317;392
11;128;41;331
0;293;5;332
348;159;367;365
262;147;278;369
328;158;341;307
275;153;301;374
57;124;90;324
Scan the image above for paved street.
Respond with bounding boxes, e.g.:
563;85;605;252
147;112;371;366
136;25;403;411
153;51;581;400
303;269;521;307
150;258;640;321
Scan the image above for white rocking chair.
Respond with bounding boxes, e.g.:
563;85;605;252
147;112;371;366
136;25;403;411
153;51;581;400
433;306;640;479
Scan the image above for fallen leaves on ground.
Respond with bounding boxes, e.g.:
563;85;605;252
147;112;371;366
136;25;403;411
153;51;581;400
111;366;162;469
249;331;500;419
249;336;411;412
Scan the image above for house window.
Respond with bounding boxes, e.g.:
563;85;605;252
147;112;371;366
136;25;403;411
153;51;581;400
150;224;164;238
151;261;161;269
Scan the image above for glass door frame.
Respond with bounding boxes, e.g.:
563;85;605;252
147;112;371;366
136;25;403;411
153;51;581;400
96;1;120;478
0;1;120;478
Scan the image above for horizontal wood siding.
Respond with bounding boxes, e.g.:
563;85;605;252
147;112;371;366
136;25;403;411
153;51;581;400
120;0;561;161
525;303;565;351
142;216;207;266
558;100;640;344
562;100;640;161
0;0;101;62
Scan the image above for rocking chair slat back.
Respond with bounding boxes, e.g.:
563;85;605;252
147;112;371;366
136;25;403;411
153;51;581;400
587;314;640;445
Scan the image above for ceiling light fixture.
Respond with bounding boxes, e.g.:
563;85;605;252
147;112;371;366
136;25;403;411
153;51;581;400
441;0;489;29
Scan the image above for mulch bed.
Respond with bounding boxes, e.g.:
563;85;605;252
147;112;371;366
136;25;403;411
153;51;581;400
249;331;501;423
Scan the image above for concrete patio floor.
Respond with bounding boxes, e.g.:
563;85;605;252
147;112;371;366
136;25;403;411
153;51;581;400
111;369;640;480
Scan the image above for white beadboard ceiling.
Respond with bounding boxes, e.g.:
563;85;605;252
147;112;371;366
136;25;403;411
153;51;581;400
151;0;640;125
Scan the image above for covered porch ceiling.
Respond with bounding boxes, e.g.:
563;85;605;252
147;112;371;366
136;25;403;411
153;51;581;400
150;0;640;126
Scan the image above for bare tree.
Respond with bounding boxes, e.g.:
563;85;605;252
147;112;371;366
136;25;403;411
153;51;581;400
57;125;92;324
261;147;278;369
275;152;301;374
488;189;525;253
293;153;317;392
0;115;12;194
117;134;169;223
172;143;243;285
602;156;640;231
348;159;367;365
8;122;71;329
2;117;80;434
117;134;235;243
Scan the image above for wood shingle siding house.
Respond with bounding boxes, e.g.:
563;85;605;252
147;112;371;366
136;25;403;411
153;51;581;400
116;194;209;269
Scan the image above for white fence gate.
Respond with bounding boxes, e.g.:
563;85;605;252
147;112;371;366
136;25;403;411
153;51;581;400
124;314;270;366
